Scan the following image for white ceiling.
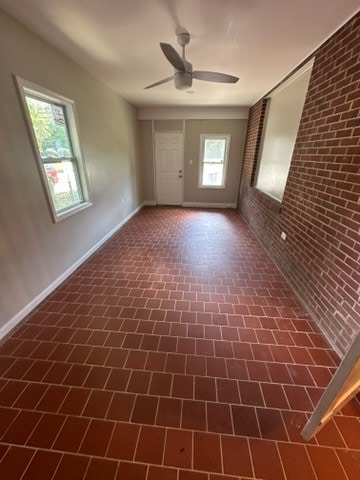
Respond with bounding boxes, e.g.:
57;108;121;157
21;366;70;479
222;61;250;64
1;0;359;107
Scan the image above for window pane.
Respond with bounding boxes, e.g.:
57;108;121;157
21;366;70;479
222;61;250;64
44;161;83;213
202;163;224;186
204;138;226;163
25;96;73;159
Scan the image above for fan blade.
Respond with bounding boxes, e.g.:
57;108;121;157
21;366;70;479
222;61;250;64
193;71;239;83
144;76;174;89
160;43;186;71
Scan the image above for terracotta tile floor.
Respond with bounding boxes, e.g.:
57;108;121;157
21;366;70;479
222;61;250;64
0;206;359;479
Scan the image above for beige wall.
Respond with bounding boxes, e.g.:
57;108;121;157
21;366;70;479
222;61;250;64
0;9;142;332
184;119;247;204
139;119;247;205
154;120;184;132
138;120;155;201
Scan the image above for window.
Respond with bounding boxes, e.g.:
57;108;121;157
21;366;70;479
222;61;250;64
16;78;90;221
255;60;313;201
199;134;230;188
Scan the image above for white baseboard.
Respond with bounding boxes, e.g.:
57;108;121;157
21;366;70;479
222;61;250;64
0;203;144;341
143;201;236;209
182;202;237;209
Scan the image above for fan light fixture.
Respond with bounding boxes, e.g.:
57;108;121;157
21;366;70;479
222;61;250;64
144;30;239;91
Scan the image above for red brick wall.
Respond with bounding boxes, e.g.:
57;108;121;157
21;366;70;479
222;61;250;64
238;13;360;356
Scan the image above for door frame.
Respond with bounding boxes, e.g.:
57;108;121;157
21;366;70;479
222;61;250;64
153;131;184;206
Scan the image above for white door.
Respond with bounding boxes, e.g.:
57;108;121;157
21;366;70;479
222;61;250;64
155;132;183;205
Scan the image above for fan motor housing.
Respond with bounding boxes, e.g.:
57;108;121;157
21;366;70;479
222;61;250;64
174;71;192;90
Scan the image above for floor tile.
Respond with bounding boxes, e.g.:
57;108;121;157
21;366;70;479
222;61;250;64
278;442;316;480
0;446;35;480
221;435;253;477
314;419;346;448
193;431;222;473
27;412;66;448
53;415;90;453
207;402;233;434
85;457;118;480
307;445;348;480
131;395;158;425
21;450;61;480
216;378;240;404
232;405;260;437
334;416;360;449
2;410;42;445
157;397;182;427
194;377;217;401
256;407;288;441
79;419;115;456
261;382;289;409
250;438;285;480
52;454;89;480
336;449;360;480
59;387;91;415
83;365;111;389
106;368;131;391
116;461;147;480
107;422;140;460
179;471;207;480
238;380;264;406
0;381;26;407
36;384;70;412
172;374;194;398
135;425;166;464
0;407;18;437
182;399;207;431
82;389;113;418
283;385;313;412
149;372;173;396
147;465;178;480
164;428;193;468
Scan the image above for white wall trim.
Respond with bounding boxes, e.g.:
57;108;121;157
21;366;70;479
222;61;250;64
138;107;249;120
143;200;156;206
182;202;236;208
0;203;144;341
267;58;315;98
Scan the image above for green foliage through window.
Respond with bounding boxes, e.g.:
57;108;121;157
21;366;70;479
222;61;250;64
25;96;72;159
204;139;226;162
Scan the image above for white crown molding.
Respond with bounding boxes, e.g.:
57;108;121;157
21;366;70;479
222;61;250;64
138;107;249;120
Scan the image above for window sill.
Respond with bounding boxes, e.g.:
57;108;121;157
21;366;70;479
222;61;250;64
250;188;282;214
53;201;92;223
198;185;226;190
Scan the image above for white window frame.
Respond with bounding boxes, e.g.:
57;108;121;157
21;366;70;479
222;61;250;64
16;77;91;222
198;134;231;189
255;60;314;202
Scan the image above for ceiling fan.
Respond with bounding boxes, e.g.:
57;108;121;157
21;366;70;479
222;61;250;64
144;30;239;91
